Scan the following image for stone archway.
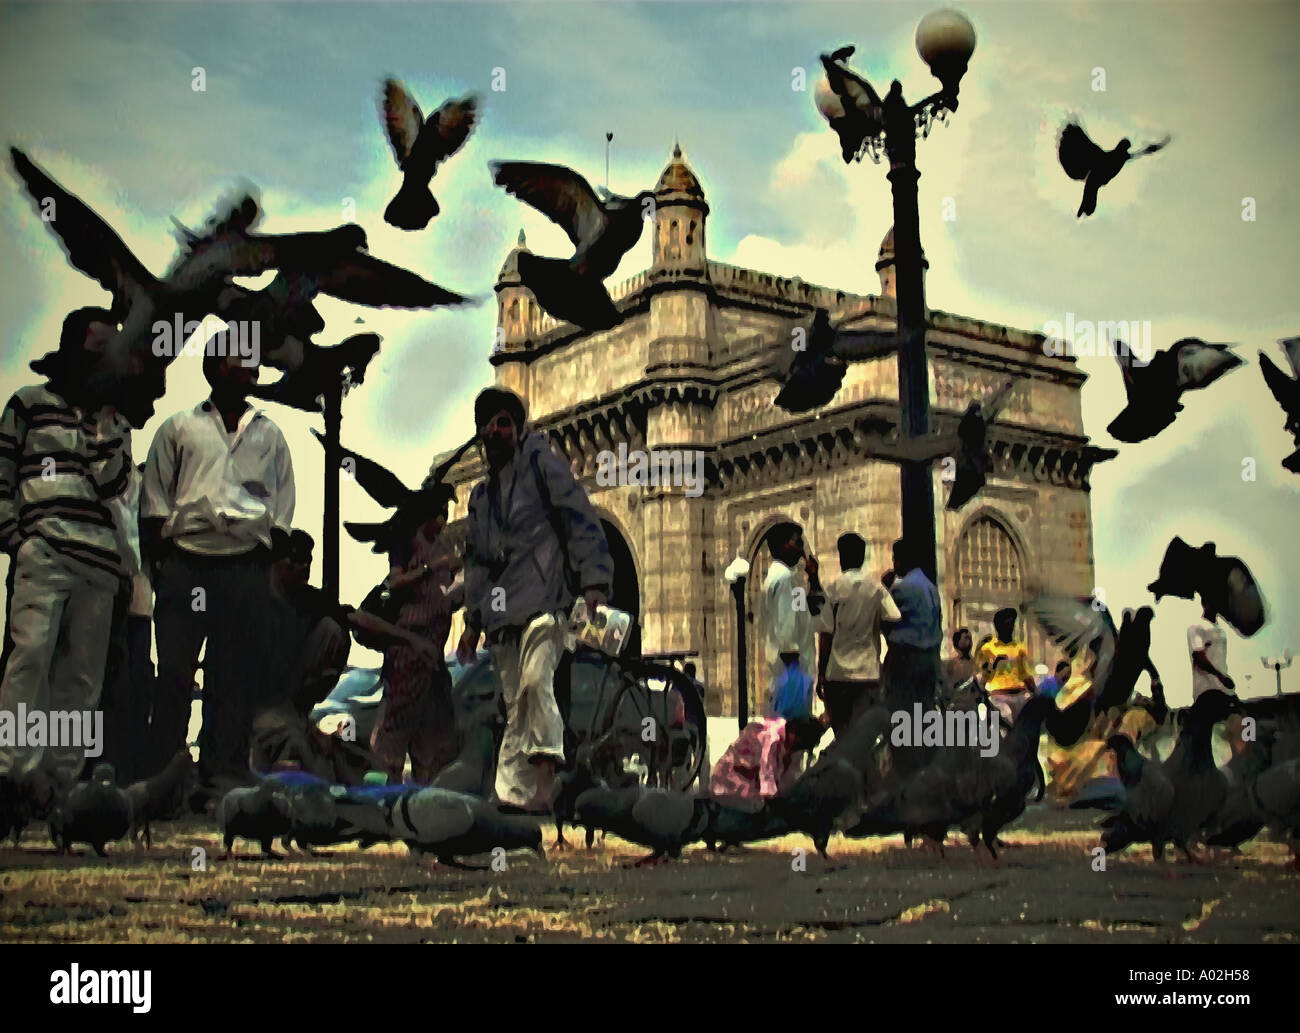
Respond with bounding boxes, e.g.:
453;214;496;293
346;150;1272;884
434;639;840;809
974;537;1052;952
951;511;1036;657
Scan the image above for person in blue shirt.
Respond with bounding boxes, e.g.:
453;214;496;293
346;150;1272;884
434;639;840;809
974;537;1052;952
1036;659;1073;702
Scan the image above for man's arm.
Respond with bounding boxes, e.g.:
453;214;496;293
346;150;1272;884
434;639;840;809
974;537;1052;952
0;393;27;550
347;609;437;662
536;447;612;599
1192;647;1234;690
271;427;295;533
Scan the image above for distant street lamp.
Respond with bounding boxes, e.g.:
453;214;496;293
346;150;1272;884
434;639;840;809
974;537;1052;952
724;556;751;732
816;8;977;584
1261;650;1294;697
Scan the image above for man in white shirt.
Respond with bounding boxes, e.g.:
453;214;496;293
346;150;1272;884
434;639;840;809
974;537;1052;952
761;521;824;717
141;352;294;799
1188;606;1234;701
816;532;901;738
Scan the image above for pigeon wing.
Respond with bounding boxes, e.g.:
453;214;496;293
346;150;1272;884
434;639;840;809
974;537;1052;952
311;428;412;508
381;78;424;166
1112;339;1144;398
1057;122;1104;182
312;252;471;308
9;147;154;302
1281;337;1300;380
429;94;479;167
831;326;896;361
982;380;1016;424
1127;761;1175;829
489;161;609;251
820;54;883;112
1024;595;1118;691
1170;339;1242;392
1258;352;1295;414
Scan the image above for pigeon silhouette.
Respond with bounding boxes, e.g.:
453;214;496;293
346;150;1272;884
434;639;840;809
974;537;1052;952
380;80;478;230
124;749;195;849
1147;537;1267;638
966;694;1055;860
1202;721;1278;851
47;763;132;857
573;785;710;865
9;148;364;425
313;429;477;553
1106;338;1243;443
1158;689;1246;862
772;308;896;413
943;380;1015;509
489;160;653;330
1259;337;1300;473
1092;733;1177;860
817;46;885;163
249;333;382;413
1253;757;1300;869
702;801;793;852
216;782;292;858
1057;120;1171;217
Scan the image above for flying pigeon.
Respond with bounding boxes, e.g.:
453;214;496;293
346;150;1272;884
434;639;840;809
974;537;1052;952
771;308;896;413
1057;120;1171;217
1259;337;1300;473
124;749;195;849
489;160;653;330
573;785;710;865
817;45;885;164
943;380;1015;510
47;763;132;857
1106;338;1243;443
1147;537;1267;637
312;429;477;552
380;80;478;230
248;333;382;413
10;148;365;425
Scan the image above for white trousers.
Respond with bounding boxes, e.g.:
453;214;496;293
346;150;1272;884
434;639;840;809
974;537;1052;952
490;611;566;808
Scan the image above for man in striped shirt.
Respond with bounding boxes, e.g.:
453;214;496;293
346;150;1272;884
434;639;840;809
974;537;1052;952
0;307;132;797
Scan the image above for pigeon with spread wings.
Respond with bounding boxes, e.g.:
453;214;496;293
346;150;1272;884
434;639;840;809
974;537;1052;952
772;308;896;413
247;333;383;413
1106;338;1242;443
489;160;653;331
9;148;364;425
316;431;477;552
1260;337;1300;473
380;80;478;230
1022;595;1119;747
1057;120;1171;217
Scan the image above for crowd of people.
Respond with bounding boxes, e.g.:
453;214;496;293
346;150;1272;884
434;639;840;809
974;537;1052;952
0;308;1248;837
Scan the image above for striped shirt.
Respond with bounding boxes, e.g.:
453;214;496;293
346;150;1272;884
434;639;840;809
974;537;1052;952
0;382;132;585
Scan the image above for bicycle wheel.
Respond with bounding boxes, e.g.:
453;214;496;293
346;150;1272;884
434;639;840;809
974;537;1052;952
603;658;707;791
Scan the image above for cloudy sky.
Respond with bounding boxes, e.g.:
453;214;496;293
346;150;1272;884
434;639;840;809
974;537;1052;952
1;0;1296;703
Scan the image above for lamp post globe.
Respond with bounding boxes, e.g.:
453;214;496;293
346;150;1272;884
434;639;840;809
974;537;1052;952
916;9;976;101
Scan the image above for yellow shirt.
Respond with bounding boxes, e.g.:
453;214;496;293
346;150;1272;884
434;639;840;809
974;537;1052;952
978;638;1034;694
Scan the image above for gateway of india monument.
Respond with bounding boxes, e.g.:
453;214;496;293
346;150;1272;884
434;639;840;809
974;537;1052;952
441;143;1112;718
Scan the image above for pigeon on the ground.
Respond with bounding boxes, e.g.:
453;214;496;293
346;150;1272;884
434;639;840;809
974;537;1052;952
312;429;477;553
380;80;478;230
573;785;710;865
1091;734;1177;861
1147;538;1267;638
124;749;195;849
216;782;293;858
1202;722;1278;851
702;801;793;852
248;333;382;413
1057;120;1171;217
1106;338;1242;443
47;763;132;857
1259;337;1300;473
1154;689;1244;861
550;743;603;850
771;308;896;413
817;46;885;164
489;160;653;330
432;723;497;798
9;148;364;424
1253;757;1300;869
336;786;542;867
967;694;1055;860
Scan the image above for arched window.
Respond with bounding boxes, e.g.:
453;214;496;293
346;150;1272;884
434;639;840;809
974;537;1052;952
953;515;1025;645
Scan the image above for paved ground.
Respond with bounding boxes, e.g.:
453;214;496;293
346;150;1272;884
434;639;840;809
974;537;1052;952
3;804;1298;943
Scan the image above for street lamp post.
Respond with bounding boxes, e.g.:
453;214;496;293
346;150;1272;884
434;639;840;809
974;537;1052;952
724;556;752;732
816;9;976;585
1261;651;1293;697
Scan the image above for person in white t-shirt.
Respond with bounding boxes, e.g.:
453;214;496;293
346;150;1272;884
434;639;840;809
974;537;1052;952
1188;606;1234;700
816;532;900;737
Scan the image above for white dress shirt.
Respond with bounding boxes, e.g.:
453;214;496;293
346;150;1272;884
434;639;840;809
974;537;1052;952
818;567;901;681
142;399;294;556
1187;618;1230;700
763;558;816;683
